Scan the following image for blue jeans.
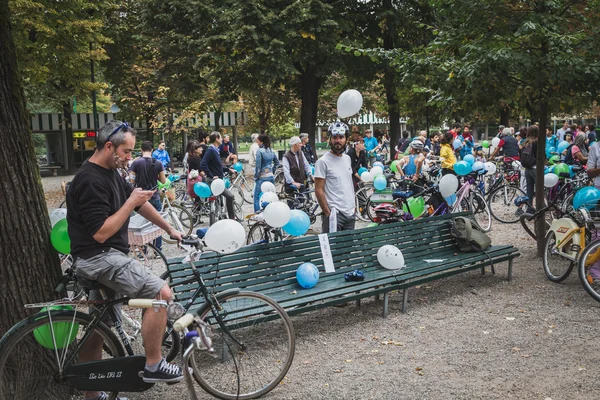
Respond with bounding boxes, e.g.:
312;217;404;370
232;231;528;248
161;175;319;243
254;176;275;212
148;197;162;250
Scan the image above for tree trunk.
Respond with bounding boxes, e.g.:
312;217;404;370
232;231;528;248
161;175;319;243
62;100;75;172
382;0;400;160
535;100;549;256
299;68;321;157
0;0;63;335
500;105;510;127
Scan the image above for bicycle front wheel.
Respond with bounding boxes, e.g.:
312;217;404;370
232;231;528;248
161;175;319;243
191;291;295;400
542;231;575;283
0;310;124;400
355;185;374;222
163;205;194;243
488;185;526;223
470;192;492;232
578;239;600;303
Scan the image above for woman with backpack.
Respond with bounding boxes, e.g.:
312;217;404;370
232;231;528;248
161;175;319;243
520;126;539;213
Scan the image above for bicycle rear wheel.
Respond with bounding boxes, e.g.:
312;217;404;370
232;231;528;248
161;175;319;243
578;239;600;303
163;205;194;243
487;185;526;223
355;185;374;222
470;192;492;232
0;310;124;400
542;231;574;283
191;291;295;400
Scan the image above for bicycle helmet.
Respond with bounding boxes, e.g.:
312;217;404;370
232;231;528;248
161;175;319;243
410;140;424;151
327;121;349;137
548;155;559;165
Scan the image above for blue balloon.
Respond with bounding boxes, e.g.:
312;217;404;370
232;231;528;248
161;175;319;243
545;146;557;159
296;263;319;289
168;174;180;182
445;194;457;206
453;161;472;176
544;166;553;175
453;139;462;150
463;154;475;165
358;167;368;176
224;177;231;189
283;210;311;236
471;161;484;172
373;175;387;191
557;140;569;155
373;161;384;169
233;162;243;172
311;165;315;175
573;187;600;210
194;182;211;198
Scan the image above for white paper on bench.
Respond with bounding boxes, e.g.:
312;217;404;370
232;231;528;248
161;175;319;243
424;259;447;263
329;207;338;233
318;234;335;273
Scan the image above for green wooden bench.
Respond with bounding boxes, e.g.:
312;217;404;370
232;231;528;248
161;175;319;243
167;212;520;318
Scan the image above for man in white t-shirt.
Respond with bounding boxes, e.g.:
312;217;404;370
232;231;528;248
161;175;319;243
248;133;259;168
314;121;356;233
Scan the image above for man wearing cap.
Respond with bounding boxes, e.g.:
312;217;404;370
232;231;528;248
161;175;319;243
300;133;316;164
248;133;260;169
282;136;313;200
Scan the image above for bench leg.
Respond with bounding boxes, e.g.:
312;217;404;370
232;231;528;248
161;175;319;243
481;266;485;275
356;299;361;307
52;169;57;176
402;289;408;314
382;292;389;318
221;333;230;361
508;259;513;281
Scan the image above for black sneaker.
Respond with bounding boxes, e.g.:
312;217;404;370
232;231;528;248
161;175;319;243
143;359;184;383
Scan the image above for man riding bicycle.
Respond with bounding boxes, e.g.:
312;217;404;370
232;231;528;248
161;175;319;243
66;120;184;400
396;140;426;182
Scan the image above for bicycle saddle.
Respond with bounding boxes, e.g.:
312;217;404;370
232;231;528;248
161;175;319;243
393;190;414;199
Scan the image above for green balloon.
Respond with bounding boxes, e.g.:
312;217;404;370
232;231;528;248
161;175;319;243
554;163;569;175
33;306;79;349
51;218;71;254
390;160;401;173
403;197;426;219
482;140;490;149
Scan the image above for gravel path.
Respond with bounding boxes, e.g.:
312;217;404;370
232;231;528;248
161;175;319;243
42;174;600;400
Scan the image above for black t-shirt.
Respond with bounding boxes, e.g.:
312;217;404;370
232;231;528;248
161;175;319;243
66;161;134;259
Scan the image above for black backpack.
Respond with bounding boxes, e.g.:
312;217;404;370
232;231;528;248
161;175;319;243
135;158;158;190
563;144;576;165
520;142;536;168
450;217;492;252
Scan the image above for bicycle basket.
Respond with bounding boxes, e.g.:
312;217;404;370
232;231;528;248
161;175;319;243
128;213;164;245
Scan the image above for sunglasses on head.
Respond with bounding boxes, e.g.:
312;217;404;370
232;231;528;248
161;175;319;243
330;127;346;137
106;122;130;142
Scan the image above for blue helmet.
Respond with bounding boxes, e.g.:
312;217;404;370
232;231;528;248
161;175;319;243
327;121;349;137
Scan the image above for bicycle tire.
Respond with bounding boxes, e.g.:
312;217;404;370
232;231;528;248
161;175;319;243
578;239;600;303
355;185;374;222
232;186;245;207
0;310;124;400
471;192;492;232
240;177;255;204
191;291;295;400
487;185;527;223
163;205;194;244
365;198;381;223
542;231;575;283
247;222;272;245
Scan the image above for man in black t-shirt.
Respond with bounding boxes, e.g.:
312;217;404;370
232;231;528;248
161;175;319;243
67;120;185;395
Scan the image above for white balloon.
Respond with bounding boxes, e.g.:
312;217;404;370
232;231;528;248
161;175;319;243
370;166;383;177
484;162;497;176
361;171;373;182
439;174;459;198
491;137;501;147
261;181;276;193
337;89;363;119
544;173;559;188
377;245;405;270
259;191;279;207
205;219;246;254
49;208;67;228
264;202;291;228
210;178;225;196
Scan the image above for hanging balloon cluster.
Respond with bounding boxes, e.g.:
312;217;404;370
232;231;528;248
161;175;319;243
49;208;70;254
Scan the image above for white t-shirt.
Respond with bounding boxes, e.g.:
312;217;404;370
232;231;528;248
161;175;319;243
249;142;259;167
314;152;355;217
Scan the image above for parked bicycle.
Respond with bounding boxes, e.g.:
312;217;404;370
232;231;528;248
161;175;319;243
0;237;295;400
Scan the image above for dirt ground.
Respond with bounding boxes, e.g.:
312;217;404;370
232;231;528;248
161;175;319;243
43;174;600;400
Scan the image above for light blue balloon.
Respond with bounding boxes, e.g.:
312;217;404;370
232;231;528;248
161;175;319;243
373;175;387;191
453;139;462;150
283;210;311;236
545;146;556;159
373;161;384;169
463;154;475;165
445;194;457;206
358;167;368;176
471;161;484;171
296;263;319;289
168;174;180;182
573;187;600;210
544;166;553;175
233;162;243;172
557;141;569;155
194;182;211;198
224;177;231;189
453;161;472;176
311;165;315;175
